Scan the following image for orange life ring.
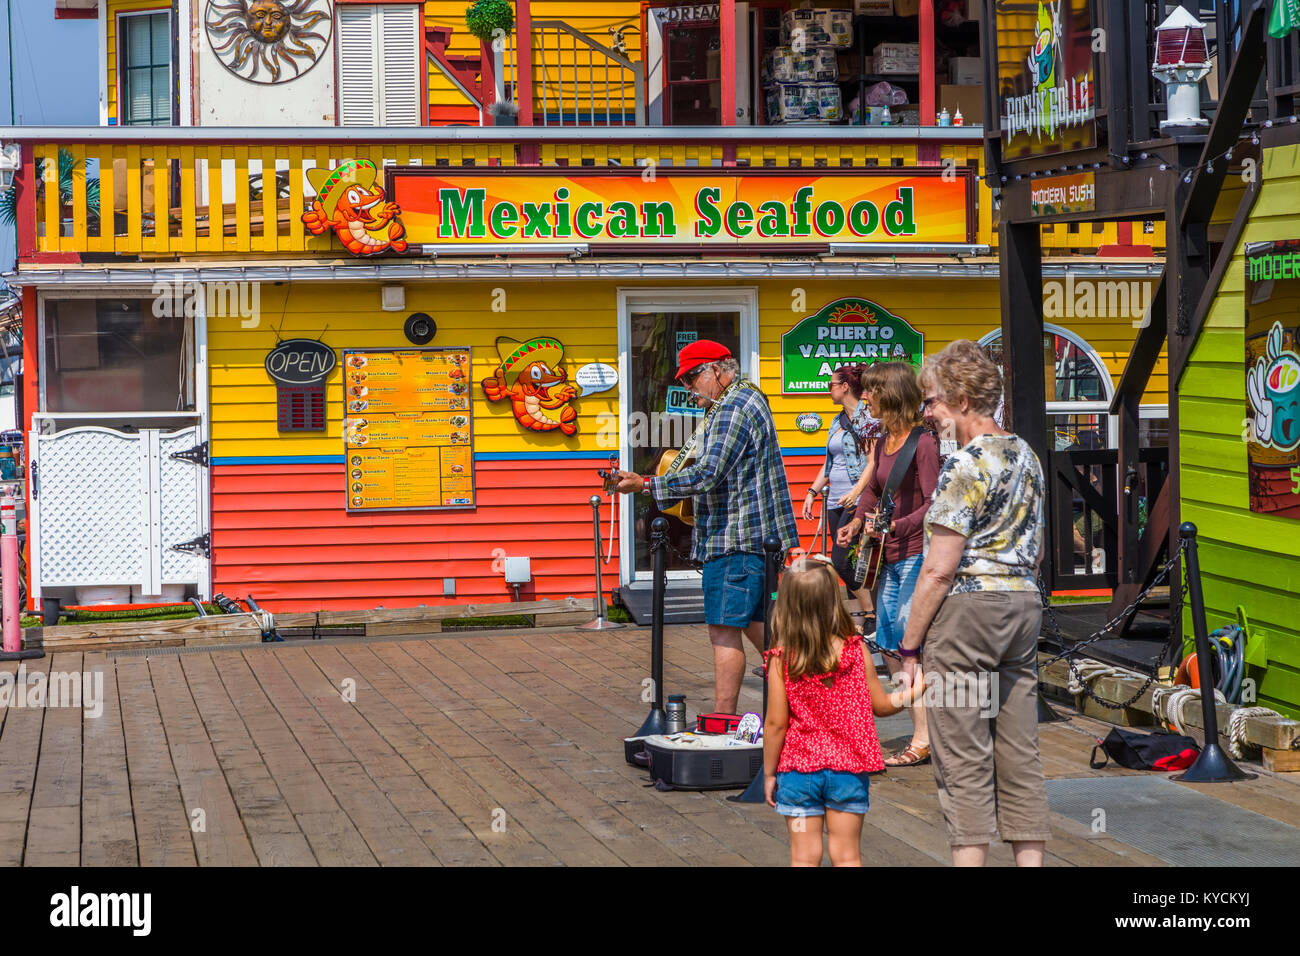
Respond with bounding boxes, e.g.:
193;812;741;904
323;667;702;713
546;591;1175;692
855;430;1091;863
1174;654;1201;689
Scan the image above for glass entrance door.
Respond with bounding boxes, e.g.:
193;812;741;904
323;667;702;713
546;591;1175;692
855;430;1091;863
663;21;721;125
618;291;755;586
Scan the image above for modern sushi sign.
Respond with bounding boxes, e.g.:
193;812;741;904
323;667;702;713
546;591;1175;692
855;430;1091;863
1245;240;1300;520
384;168;972;250
781;297;923;395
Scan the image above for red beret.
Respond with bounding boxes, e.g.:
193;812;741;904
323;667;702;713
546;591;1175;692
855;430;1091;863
675;339;732;380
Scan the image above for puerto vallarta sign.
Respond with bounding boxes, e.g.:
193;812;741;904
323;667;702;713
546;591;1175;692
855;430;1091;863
781;298;923;395
997;0;1097;160
385;168;972;251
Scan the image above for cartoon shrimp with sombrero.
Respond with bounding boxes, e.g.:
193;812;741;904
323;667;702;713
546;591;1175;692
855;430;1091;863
481;336;580;436
302;159;407;256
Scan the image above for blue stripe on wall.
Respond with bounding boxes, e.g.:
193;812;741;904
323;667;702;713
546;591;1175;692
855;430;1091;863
213;447;828;466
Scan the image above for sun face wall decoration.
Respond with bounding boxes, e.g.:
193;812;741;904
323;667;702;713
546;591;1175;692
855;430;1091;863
205;0;333;85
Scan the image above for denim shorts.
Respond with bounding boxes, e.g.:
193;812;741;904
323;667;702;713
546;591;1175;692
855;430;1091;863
702;552;767;628
875;553;924;651
774;769;872;817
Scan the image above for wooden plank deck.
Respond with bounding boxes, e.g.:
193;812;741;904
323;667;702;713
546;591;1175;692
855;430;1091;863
1;624;1296;867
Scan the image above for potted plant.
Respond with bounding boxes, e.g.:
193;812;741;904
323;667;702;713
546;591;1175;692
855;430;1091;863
464;0;514;44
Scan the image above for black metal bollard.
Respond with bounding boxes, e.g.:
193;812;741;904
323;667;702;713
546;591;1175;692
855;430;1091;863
630;517;669;741
731;536;784;804
1173;523;1251;783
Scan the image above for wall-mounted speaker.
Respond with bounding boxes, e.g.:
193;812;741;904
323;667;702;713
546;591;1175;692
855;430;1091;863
404;312;436;344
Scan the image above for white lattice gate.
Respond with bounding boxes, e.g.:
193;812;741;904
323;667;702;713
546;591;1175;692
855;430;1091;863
30;425;209;600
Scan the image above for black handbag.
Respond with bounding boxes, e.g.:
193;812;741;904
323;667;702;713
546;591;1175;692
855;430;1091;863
1088;727;1200;770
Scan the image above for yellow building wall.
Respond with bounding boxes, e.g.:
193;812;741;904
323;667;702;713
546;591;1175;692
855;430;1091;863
210;280;621;460
209;276;1163;460
106;0;169;126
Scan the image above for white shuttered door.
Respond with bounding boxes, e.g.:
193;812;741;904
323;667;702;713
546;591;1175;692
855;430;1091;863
337;3;421;126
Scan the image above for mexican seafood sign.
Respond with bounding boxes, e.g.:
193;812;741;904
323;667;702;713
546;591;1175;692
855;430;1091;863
383;167;973;251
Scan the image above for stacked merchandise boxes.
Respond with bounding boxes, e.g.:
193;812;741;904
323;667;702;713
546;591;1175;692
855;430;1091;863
871;41;920;74
764;8;852;124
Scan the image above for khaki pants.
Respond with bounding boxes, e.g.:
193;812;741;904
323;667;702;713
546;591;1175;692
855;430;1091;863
924;590;1051;846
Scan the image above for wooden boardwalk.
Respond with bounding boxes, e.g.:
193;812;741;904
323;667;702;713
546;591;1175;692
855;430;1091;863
1;624;1297;867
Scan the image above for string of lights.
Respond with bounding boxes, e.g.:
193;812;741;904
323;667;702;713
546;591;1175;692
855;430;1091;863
982;115;1300;188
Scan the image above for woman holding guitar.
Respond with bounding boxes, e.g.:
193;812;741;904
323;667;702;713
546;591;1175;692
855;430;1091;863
836;362;940;767
802;363;882;627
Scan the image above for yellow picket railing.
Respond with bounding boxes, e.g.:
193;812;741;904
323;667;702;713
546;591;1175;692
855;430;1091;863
25;134;1164;259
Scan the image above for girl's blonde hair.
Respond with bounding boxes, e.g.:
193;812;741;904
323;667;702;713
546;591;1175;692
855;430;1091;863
870;361;923;436
771;558;855;681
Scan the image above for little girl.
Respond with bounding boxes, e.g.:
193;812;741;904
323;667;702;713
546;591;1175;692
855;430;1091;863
763;557;923;867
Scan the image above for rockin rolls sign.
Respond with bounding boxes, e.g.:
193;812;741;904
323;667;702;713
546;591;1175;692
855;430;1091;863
998;0;1097;160
781;298;924;395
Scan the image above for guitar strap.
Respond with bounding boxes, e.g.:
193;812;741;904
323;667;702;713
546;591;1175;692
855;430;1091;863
853;426;925;589
878;426;925;512
664;378;759;476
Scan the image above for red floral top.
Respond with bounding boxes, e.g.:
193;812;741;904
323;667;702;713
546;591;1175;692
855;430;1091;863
765;634;885;774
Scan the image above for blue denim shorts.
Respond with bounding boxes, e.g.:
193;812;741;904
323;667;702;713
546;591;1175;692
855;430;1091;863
702;552;766;628
774;769;872;817
876;553;924;651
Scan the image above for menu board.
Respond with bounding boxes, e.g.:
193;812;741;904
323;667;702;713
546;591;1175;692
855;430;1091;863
342;348;474;511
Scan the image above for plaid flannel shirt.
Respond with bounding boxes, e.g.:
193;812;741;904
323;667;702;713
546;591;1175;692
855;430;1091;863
648;383;799;563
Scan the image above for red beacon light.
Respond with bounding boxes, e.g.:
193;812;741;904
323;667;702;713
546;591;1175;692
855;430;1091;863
1152;7;1210;130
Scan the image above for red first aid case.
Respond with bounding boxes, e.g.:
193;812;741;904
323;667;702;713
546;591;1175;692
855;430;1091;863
696;713;742;735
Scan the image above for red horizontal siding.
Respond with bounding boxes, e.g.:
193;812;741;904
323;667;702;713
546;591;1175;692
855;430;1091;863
429;106;480;125
212;456;826;611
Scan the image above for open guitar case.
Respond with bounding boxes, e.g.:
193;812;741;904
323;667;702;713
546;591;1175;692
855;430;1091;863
629;733;764;791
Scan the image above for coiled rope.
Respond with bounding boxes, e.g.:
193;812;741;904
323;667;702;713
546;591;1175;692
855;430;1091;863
1226;706;1285;760
1151;685;1227;737
1065;659;1150;696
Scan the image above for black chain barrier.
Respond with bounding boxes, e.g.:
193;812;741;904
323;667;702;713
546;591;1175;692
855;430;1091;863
648;528;704;574
1036;540;1189;712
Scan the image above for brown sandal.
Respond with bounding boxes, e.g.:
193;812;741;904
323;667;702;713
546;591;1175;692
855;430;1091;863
884;744;931;767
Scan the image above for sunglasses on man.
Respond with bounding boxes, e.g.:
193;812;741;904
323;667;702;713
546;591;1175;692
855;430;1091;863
682;364;714;387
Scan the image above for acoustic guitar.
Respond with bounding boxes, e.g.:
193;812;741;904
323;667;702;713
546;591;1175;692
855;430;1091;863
652;448;694;525
596;450;695;526
852;496;895;593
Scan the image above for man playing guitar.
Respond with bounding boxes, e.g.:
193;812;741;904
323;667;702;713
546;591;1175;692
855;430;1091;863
614;340;798;715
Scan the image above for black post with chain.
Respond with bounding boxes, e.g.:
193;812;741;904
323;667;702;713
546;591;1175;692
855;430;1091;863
1173;523;1251;783
628;518;669;751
